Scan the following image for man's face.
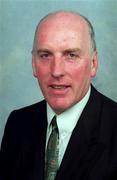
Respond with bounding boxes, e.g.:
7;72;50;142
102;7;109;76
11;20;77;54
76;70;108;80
32;13;98;114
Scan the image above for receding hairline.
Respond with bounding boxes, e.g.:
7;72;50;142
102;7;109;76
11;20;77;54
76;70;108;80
39;10;87;26
32;10;96;53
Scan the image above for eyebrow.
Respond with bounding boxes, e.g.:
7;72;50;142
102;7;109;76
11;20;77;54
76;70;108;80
36;49;52;54
63;48;81;53
36;48;81;54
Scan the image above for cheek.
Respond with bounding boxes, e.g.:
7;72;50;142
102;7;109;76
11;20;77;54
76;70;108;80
71;65;88;79
35;63;48;78
70;62;91;85
37;71;47;85
35;66;51;92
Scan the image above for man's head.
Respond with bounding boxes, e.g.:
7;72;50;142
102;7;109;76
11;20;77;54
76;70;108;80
32;10;98;114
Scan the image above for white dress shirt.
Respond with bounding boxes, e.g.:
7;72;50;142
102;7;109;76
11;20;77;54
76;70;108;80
46;87;91;166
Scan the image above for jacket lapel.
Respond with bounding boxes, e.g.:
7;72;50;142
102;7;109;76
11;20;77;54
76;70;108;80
56;86;106;180
28;100;48;180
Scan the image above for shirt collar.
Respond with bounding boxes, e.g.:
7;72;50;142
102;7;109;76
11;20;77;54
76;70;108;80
47;86;91;133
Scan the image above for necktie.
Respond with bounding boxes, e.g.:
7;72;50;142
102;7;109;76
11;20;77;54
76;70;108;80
45;116;59;180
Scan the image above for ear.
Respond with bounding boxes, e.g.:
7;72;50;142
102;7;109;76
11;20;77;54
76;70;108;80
90;50;98;77
32;56;37;77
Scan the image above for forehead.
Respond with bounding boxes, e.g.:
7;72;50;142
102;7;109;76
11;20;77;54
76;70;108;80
37;12;89;36
35;12;90;51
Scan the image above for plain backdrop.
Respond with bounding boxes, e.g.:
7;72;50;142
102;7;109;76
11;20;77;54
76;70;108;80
0;0;117;144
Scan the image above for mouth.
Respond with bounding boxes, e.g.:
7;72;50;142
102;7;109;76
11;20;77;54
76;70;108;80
50;85;70;90
48;84;71;95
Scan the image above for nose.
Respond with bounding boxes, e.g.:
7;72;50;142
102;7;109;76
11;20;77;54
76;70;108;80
51;56;65;78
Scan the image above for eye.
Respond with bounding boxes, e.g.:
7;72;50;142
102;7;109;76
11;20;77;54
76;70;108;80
65;51;79;60
69;52;77;58
37;51;53;60
40;53;49;59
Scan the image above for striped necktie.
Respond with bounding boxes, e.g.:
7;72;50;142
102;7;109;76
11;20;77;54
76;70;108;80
45;116;59;180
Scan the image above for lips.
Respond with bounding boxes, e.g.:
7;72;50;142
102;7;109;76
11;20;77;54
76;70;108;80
50;85;70;89
48;84;71;94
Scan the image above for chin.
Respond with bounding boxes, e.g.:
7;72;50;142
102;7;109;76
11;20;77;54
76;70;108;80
48;99;72;114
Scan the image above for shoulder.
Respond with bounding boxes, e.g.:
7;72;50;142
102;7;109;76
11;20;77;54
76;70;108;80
4;100;47;134
12;99;46;114
1;100;47;146
91;85;117;110
9;99;46;118
88;85;117;124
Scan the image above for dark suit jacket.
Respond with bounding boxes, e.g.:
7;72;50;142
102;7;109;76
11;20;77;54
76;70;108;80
0;86;117;180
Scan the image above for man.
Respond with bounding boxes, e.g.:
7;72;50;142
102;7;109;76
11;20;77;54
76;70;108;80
0;10;117;180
